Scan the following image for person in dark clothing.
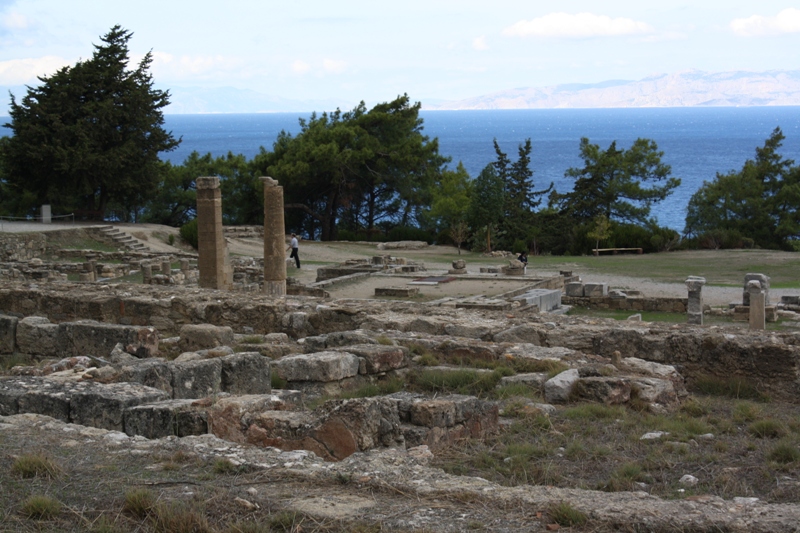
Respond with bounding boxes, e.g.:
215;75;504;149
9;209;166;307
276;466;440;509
517;251;528;273
287;233;300;268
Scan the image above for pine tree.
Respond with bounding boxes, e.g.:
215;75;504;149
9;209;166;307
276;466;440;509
1;26;179;219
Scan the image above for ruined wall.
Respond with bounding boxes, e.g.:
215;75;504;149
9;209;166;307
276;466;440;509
0;233;46;261
562;295;688;313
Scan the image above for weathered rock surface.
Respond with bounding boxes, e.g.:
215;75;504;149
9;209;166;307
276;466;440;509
273;351;361;383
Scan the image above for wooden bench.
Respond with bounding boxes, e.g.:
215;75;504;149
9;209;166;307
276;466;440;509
593;247;643;256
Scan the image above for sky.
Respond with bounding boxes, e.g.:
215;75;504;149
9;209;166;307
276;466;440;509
1;0;799;111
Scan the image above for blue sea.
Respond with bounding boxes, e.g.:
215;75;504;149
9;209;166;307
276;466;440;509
161;108;800;232
5;107;800;231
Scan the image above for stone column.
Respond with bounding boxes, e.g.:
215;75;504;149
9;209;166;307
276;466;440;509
161;259;171;276
180;259;190;272
196;177;232;290
261;177;286;296
685;276;706;325
142;264;152;284
748;280;766;330
743;273;770;306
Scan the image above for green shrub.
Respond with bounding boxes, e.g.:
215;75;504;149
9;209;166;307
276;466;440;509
548;501;587;527
123;488;155;519
151;502;211;533
271;373;287;389
168;234;175;245
768;441;800;464
179;219;198;249
748;419;786;439
375;335;394;345
11;454;61;478
20;495;61;519
691;375;766;400
387;226;433;243
412;368;503;395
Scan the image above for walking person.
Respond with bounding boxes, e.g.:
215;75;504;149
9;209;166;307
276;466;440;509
287;233;300;268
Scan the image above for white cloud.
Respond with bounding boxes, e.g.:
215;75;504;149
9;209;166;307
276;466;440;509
730;8;800;37
1;10;31;30
292;60;310;74
323;58;346;74
0;56;68;84
502;12;654;39
148;52;241;79
472;35;488;50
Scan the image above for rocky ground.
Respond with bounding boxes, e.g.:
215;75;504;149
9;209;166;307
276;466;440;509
4;222;800;531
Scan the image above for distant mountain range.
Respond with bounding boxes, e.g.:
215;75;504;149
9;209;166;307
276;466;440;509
2;69;799;115
426;70;800;110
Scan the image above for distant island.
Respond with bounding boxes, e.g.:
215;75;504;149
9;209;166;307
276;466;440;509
4;69;799;115
425;69;800;110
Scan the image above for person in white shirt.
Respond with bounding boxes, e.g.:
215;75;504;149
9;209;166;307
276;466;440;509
287;233;300;268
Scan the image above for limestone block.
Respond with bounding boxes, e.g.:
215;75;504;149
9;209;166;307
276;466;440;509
493;325;543;345
70;382;169;431
629;377;677;406
117;360;174;397
220;352;271;395
16;316;59;357
208;393;305;444
0;377;27;415
452;259;466;270
511;289;562;312
272;351;360;383
743;273;770;305
301;336;328;352
169;358;223;399
0;314;18;354
216;409;315;446
443;323;493;340
573;377;632;404
583;283;608;298
332;344;408;374
179;324;234;351
15;378;72;420
544;368;580;403
565;282;584;297
498;372;548;390
124;399;208;438
58;321;159;358
313;397;404;458
324;331;377;348
410;399;456;427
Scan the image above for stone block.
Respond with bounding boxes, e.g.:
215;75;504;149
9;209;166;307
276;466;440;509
0;314;18;354
3;378;70;421
16;316;59;357
333;344;408;374
220;352;271;395
583;283;608;298
325;331;377;348
208;394;305;444
511;289;561;312
179;324;235;351
573;377;632;404
499;372;548;390
493;325;543;344
125;399;208;438
375;287;420;297
443;324;493;340
629;377;677;406
273;351;360;382
70;382;169;431
544;368;580;403
743;273;770;305
170;358;223;399
117;360;174;397
58;321;159;358
565;282;584;297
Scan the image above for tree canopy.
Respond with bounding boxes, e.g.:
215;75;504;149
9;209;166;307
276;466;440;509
551;137;680;225
266;95;448;240
685;127;800;249
1;25;179;219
